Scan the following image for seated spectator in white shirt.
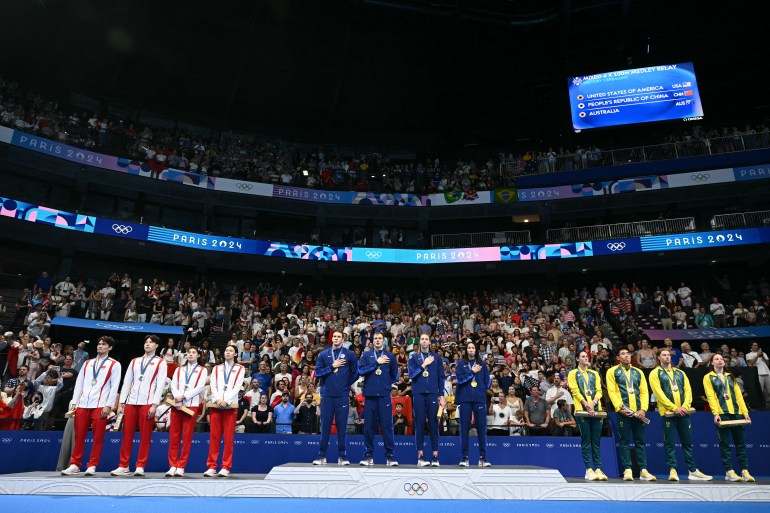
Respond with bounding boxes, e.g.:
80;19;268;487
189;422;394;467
680;342;702;368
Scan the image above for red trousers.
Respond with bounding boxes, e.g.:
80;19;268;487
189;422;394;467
207;408;237;471
70;407;108;468
119;404;155;468
168;407;197;468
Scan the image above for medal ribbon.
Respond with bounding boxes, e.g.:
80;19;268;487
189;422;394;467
185;363;199;387
92;356;108;384
223;362;235;386
139;355;154;378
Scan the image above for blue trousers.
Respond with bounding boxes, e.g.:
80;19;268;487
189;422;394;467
319;396;350;458
363;395;395;458
413;393;440;454
459;402;488;459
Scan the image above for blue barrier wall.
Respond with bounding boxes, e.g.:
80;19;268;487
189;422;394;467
0;432;617;477
1;412;767;477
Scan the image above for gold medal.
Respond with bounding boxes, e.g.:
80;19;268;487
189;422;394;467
672;385;679;392
422;370;429;378
471;380;478;388
334;368;339;373
375;368;382;376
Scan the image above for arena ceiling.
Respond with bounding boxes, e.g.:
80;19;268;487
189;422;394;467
2;0;768;146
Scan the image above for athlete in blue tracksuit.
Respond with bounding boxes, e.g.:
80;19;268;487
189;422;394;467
357;331;400;466
407;333;446;466
455;341;492;467
313;331;359;465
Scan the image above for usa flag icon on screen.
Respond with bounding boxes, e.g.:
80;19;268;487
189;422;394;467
682;81;691;87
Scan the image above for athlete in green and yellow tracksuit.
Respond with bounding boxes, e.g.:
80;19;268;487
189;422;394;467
606;348;655;481
568;350;606;481
702;353;754;482
648;348;711;481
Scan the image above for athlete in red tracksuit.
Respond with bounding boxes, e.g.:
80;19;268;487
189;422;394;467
204;344;243;477
60;336;122;476
166;346;208;477
112;335;167;477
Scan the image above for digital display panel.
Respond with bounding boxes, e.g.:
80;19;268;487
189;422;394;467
568;62;704;131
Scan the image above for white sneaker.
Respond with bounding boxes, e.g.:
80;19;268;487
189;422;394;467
84;466;97;477
203;468;217;477
217;468;230;478
133;467;145;477
459;458;470;467
338;457;350;466
174;468;185;477
165;467;177;477
359;458;374;466
640;469;656;482
312;457;327;465
688;469;712;481
61;464;80;476
111;466;130;476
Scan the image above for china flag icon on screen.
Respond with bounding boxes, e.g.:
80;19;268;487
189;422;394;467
684;90;693;96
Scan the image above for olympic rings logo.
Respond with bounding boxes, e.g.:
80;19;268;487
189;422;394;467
546;443;554;448
690;173;710;181
404;482;429;496
1;438;11;443
365;251;382;260
96;323;144;331
236;183;254;191
112;224;133;234
159;439;169;444
606;242;626;251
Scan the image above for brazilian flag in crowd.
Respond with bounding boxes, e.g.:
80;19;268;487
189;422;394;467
493;188;518;204
444;188;463;204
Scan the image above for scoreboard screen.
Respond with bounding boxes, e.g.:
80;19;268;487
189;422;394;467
568;62;704;131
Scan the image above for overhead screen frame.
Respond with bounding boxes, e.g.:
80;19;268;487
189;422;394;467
568;61;704;132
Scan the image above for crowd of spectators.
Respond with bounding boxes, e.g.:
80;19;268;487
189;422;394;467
2;269;769;435
2;76;769;196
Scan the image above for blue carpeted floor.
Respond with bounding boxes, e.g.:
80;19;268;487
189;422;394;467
0;497;767;512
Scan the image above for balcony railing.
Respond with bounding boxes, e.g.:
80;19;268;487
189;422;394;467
711;210;770;230
499;132;770;177
546;217;696;243
432;230;531;248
